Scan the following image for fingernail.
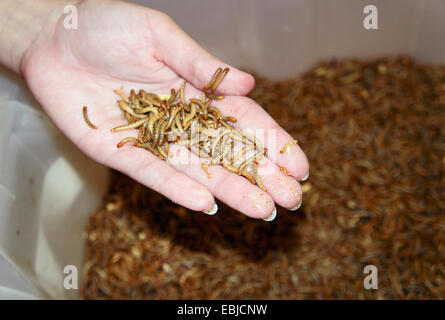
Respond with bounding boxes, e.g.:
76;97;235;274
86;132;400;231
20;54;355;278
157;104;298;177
262;207;277;222
289;199;303;211
204;203;218;215
299;172;310;182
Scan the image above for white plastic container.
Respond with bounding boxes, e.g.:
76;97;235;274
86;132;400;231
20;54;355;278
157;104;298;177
0;0;444;299
0;98;109;299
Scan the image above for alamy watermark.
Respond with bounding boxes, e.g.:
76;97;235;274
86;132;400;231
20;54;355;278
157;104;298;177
63;5;78;30
363;5;378;30
363;265;378;289
63;265;78;290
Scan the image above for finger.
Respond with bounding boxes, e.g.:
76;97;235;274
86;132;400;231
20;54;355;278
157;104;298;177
251;156;303;210
167;143;275;219
95;133;216;213
150;11;255;95
182;85;310;180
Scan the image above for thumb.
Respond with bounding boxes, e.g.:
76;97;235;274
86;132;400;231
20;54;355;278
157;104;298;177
150;11;255;95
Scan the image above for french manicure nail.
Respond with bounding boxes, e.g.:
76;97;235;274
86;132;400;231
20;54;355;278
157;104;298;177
289;199;303;211
263;207;277;222
299;172;310;182
204;203;218;215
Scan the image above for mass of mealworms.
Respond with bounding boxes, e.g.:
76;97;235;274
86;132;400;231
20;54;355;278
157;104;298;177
83;67;298;191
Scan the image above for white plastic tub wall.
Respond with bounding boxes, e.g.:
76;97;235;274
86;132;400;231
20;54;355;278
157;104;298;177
0;0;444;299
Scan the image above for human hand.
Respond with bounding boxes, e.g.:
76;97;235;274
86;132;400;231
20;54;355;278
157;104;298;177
20;0;309;220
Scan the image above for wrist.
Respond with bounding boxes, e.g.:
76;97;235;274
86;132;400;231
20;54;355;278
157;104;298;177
0;0;79;75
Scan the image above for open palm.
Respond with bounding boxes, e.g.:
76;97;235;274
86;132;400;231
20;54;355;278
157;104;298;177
21;0;309;220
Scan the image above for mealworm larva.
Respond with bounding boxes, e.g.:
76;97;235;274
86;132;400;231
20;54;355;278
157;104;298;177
200;118;211;130
134;106;159;114
198;126;216;139
190;98;208;117
252;162;266;191
221;116;237;123
174;112;184;133
206;113;219;129
188;124;201;140
201;162;211;179
146;123;153;141
133;97;141;110
208;106;222;119
160;102;170;119
240;169;256;185
189;144;211;158
218;119;234;130
163;141;170;157
140;93;162;107
211;142;231;165
140;96;159;107
125;112;133;122
231;145;256;165
203;67;222;91
158;94;171;102
170;116;177;130
221;160;238;173
113;87;128;101
157;144;168;159
211;129;232;157
180;105;185;120
206;93;224;100
183;102;196;127
118;101;147;119
228;132;253;146
183;102;190;114
110;117;150;132
238;130;262;149
148;111;166;135
153;119;165;146
147;93;163;104
210;67;229;92
280;139;299;154
166;105;182;130
202;140;212;154
229;140;235;162
183;118;193;132
117;137;139;148
219;134;230;155
82;106;98;129
129;89;137;105
184;116;199;132
179;80;188;105
210;137;227;162
158;119;168;146
138;124;146;143
168;88;177;104
210;134;230;161
238;150;264;173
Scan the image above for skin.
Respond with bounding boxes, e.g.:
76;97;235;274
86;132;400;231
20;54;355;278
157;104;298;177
0;0;309;219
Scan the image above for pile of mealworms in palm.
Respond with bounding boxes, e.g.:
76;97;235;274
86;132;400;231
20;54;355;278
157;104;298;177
84;68;277;190
81;57;444;299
